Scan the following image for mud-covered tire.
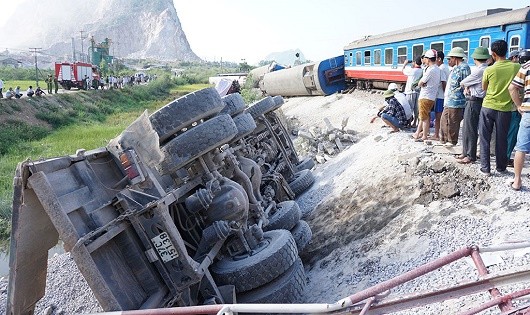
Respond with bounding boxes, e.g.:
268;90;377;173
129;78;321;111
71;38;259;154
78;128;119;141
150;87;224;143
211;230;298;293
246;96;276;119
237;258;305;304
264;201;301;232
158;114;237;173
220;93;246;116
288;169;315;196
295;157;315;172
291;220;312;253
232;112;257;141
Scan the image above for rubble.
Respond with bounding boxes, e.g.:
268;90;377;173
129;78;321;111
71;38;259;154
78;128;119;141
290;116;359;164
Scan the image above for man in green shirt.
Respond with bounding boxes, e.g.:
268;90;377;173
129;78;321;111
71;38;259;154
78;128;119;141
478;40;521;174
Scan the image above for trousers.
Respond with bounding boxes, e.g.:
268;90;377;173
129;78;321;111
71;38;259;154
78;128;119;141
479;107;512;171
460;97;483;160
440;107;464;145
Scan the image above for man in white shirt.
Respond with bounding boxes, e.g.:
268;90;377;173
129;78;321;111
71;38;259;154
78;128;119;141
402;57;422;127
412;49;441;141
433;51;449;140
0;78;3;98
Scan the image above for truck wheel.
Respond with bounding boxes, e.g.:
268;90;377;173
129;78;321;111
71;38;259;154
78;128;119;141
220;93;246;116
231;112;257;141
264;200;301;232
271;95;285;111
237;258;305;304
246;97;276;119
158;114;237;173
211;230;297;293
288;169;315;197
290;220;312;253
150;87;224;143
295;157;315;172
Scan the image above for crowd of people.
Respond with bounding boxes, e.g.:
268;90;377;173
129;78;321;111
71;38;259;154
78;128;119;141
0;72;156;98
370;39;530;190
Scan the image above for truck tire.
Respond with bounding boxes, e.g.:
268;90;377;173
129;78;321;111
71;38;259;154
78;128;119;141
232;112;257;141
290;220;312;253
150;87;224;143
264;201;301;232
158;114;237;173
246;97;276;119
295;157;315;172
288;169;315;197
271;95;284;111
220;93;246;116
237;258;305;304
211;230;298;293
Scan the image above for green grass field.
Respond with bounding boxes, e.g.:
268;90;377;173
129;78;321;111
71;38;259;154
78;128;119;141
2;80;40;91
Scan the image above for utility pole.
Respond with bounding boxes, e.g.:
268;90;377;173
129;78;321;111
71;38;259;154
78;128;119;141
80;30;87;62
29;47;42;88
71;37;76;60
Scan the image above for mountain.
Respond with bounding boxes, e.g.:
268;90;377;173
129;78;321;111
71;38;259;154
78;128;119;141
2;0;200;63
262;49;306;66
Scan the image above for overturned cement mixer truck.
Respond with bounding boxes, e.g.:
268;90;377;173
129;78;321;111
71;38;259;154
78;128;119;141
6;87;315;313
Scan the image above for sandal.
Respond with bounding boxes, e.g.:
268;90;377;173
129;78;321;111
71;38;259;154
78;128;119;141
456;157;474;164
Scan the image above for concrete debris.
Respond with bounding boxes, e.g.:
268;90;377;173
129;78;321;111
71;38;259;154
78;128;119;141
292;116;358;164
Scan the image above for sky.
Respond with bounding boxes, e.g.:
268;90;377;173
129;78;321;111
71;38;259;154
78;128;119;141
0;0;527;65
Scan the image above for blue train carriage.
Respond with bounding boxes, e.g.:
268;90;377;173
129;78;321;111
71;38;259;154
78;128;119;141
343;7;530;90
262;55;346;97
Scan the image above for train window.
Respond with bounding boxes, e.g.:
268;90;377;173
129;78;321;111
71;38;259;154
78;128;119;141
412;45;424;61
356;51;362;65
430;42;444;54
349;52;353;66
374;50;381;65
480;37;490;48
510;36;520;52
452;40;469;59
385;48;393;65
397;47;407;64
364;51;371;65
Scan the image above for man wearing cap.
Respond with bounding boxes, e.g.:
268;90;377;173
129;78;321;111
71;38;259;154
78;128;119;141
479;40;520;175
402;57;423;127
439;47;470;146
412;49;441;141
370;89;408;133
508;50;530;190
456;47;490;164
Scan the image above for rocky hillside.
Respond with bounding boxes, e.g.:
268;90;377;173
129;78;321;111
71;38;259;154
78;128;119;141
3;0;200;62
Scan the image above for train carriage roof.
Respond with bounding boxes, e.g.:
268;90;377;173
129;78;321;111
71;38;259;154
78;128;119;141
344;7;530;50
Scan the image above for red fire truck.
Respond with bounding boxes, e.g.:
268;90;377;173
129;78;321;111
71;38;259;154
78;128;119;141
54;62;100;90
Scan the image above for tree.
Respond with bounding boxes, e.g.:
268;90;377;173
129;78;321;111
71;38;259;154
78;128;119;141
99;59;109;77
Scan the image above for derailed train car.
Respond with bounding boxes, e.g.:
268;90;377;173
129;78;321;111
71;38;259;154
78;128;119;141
343;7;530;90
261;55;346;97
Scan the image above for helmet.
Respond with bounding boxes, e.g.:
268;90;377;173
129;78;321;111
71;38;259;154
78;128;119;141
508;49;520;60
388;83;399;91
519;49;530;64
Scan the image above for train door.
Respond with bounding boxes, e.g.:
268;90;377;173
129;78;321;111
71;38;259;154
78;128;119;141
506;26;523;54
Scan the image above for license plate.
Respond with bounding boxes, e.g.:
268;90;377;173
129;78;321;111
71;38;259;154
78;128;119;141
151;232;179;262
